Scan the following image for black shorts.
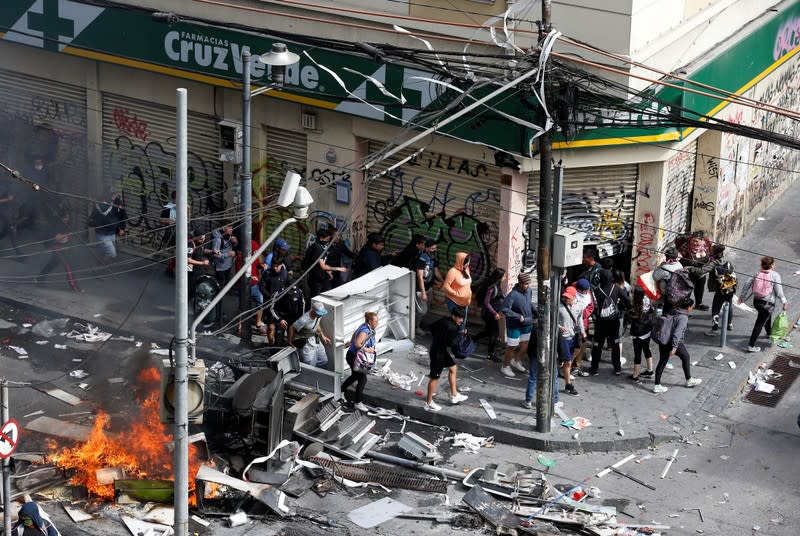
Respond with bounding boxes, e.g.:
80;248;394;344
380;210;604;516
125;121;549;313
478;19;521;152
429;351;455;379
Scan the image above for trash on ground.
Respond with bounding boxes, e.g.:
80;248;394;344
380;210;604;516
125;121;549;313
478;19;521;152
561;416;591;430
448;433;493;453
31;318;70;337
69;370;89;379
0;319;17;329
347;497;413;528
54;344;67;350
728;361;736;369
66;323;112;342
479;399;496;419
714;353;724;361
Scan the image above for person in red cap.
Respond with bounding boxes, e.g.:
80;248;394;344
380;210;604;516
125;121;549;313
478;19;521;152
558;286;580;396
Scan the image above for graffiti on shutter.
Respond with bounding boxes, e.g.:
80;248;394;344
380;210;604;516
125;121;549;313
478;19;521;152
663;141;697;247
102;94;225;255
365;141;502;286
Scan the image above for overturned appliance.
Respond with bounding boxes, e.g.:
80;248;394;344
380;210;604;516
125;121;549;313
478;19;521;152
398;432;442;465
205;347;301;458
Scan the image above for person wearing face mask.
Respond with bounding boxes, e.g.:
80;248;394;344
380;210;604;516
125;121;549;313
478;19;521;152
11;500;61;535
88;190;127;263
211;223;238;289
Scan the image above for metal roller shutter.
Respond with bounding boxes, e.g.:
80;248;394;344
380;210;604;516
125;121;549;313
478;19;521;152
0;68;87;224
102;94;224;256
365;140;503;287
663;141;697;245
255;126;308;256
527;164;639;257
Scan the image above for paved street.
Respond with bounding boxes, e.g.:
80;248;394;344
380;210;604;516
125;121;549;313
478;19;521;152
1;184;799;534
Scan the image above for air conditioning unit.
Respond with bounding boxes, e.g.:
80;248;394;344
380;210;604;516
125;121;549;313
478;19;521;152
159;359;206;424
218;120;242;163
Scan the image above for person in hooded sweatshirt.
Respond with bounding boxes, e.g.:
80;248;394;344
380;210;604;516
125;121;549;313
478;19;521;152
443;252;473;328
12;500;61;535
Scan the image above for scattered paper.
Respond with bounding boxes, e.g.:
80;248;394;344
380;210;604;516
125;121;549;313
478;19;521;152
69;370;89;379
108;377;126;384
728;361;736;369
54;344;67;350
93;313;102;318
448;432;493;453
35;340;49;345
561;416;592;430
714;353;724;361
9;345;28;356
22;323;32;328
78;383;90;390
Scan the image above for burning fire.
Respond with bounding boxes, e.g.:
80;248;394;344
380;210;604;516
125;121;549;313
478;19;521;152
47;368;203;501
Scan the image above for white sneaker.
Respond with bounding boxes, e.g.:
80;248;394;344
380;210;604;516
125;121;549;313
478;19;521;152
619;357;627;366
747;346;762;353
424;401;442;412
665;362;674;370
354;402;369;412
450;393;468;404
569;374;576;381
653;384;669;394
511;360;527;373
500;366;516;378
685;378;702;388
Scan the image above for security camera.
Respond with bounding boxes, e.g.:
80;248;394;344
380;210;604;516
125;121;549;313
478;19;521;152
293;186;313;219
277;171;301;207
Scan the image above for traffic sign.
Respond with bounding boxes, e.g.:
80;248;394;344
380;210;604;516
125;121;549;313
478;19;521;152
0;418;20;459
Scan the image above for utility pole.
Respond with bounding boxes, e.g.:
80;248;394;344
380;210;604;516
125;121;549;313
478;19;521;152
240;50;254;343
173;88;190;536
535;0;555;433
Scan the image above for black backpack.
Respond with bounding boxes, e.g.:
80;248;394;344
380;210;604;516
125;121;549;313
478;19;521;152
665;269;694;306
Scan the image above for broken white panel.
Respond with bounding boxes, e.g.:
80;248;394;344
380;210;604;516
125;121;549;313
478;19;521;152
63;504;94;522
754;381;775;394
347;497;413;528
120;515;173;536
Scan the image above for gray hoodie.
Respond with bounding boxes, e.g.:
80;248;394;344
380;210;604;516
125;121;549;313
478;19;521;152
653;260;683;294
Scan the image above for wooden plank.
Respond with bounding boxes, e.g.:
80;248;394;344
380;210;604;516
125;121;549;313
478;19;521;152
25;416;93;441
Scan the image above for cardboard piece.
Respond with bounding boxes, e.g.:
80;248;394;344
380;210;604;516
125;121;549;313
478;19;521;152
26;416;93;442
347;497;413;528
63;504;94;522
120;515;173;536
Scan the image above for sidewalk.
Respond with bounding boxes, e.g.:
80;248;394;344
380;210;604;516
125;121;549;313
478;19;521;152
1;184;798;453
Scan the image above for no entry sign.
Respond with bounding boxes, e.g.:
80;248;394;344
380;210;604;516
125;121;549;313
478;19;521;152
0;418;20;459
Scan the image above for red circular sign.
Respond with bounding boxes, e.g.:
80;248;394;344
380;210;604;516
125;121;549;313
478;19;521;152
0;418;20;459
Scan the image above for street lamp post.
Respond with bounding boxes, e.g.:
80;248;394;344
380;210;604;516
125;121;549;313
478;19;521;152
240;44;300;343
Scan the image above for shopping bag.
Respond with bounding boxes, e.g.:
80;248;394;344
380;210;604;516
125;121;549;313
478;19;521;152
637;271;661;301
770;311;789;343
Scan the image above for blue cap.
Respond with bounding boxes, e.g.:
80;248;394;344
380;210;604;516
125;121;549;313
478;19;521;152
576;278;591;291
275;238;290;251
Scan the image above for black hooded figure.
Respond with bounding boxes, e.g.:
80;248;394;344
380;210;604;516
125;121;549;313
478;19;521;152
11;501;61;535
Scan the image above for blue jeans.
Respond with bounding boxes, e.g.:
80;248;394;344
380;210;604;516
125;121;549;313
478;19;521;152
525;356;559;404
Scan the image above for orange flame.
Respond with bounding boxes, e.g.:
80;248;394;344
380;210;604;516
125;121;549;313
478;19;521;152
47;368;203;502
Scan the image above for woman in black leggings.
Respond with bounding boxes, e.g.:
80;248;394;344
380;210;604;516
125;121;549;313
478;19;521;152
653;298;702;393
341;311;379;412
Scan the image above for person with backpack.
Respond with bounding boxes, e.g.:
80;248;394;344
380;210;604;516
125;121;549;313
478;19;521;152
653;247;688;313
587;269;630;376
705;244;737;336
740;256;788;352
423;306;469;412
577;247;603;288
473;268;506;362
652;298;702;393
625;286;655;382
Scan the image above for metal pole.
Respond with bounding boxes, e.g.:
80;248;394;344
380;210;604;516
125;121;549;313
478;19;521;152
535;0;554;433
2;380;11;536
548;164;563;413
190;218;297;363
173;88;189;536
720;301;730;348
240;50;254;343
